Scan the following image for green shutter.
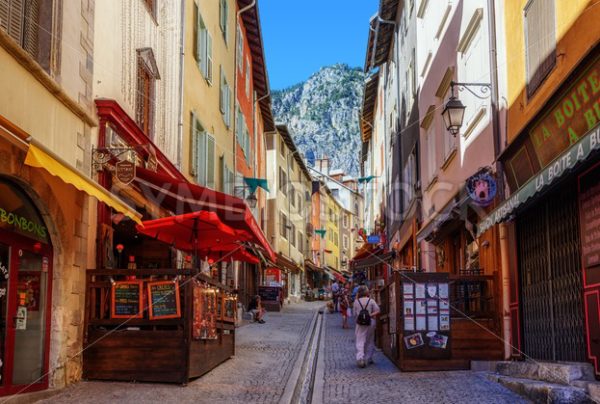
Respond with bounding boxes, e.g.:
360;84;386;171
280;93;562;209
206;32;213;82
193;3;199;61
189;112;198;177
219;66;225;113
197;130;206;185
206;134;215;189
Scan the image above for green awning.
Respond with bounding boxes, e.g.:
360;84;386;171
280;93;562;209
477;125;600;236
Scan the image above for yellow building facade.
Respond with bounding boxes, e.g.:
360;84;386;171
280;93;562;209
0;1;98;393
497;0;600;373
183;0;236;191
324;189;341;271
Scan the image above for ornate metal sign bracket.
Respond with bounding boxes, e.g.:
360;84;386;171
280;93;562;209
92;146;136;172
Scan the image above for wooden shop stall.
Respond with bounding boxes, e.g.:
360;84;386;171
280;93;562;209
84;210;274;384
84;269;237;384
379;270;502;371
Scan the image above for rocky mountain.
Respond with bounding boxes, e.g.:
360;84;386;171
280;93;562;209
271;64;365;177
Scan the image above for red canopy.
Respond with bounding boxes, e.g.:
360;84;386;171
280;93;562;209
136;211;234;251
134;166;275;262
198;246;260;264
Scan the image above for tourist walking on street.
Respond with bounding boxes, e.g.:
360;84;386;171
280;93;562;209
353;286;380;368
331;280;340;312
339;285;351;329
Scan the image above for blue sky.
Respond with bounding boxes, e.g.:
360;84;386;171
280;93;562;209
260;1;378;90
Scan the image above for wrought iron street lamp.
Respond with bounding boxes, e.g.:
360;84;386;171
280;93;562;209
245;192;258;208
442;81;491;136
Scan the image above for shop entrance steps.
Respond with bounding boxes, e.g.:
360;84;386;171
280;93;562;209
486;361;600;403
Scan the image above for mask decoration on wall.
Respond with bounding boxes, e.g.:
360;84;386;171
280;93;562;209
466;170;497;206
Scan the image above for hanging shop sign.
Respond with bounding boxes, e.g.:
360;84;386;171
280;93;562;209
116;160;136;185
478;124;600;236
367;235;380;244
466;171;497;206
147;280;181;320
111;280;144;319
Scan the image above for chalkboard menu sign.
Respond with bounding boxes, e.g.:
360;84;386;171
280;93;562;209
579;163;600;286
258;286;280;302
147;281;181;320
111;281;143;319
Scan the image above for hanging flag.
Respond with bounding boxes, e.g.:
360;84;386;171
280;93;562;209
314;229;327;237
243;177;270;194
358;175;376;184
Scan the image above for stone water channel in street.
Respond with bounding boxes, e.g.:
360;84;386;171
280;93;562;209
30;302;527;404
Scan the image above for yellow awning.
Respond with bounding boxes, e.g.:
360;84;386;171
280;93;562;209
24;141;142;225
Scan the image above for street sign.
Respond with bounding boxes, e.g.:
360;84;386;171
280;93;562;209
367;235;380;244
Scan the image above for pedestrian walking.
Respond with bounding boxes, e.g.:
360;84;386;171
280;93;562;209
353;286;380;368
331;280;340;312
351;281;361;302
339;285;351;329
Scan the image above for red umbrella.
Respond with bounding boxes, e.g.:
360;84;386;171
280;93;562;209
136;211;240;252
198;246;260;265
136;211;260;264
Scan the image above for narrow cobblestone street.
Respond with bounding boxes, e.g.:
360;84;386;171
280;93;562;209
36;302;322;404
317;311;529;404
31;302;531;404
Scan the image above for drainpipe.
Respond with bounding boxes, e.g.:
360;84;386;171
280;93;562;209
233;0;256;182
176;0;186;170
487;0;511;360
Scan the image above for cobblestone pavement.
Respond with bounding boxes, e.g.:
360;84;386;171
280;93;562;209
319;311;529;404
37;301;323;404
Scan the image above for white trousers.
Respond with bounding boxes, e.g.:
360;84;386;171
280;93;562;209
355;324;376;361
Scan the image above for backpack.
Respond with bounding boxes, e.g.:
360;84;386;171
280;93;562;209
356;298;371;326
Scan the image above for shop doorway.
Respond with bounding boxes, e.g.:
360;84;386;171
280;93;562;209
0;179;53;396
517;182;586;362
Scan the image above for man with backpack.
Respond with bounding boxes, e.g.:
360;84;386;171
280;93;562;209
353;285;380;368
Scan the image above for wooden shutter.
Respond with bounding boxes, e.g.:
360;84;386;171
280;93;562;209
220;155;226;191
206;134;215;189
197;130;207;185
219;66;225;113
1;0;24;44
193;3;199;62
22;0;39;59
206;32;213;82
219;0;227;41
524;0;556;97
189;112;198;177
0;0;10;33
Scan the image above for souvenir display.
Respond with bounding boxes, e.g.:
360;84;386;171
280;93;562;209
193;282;219;340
